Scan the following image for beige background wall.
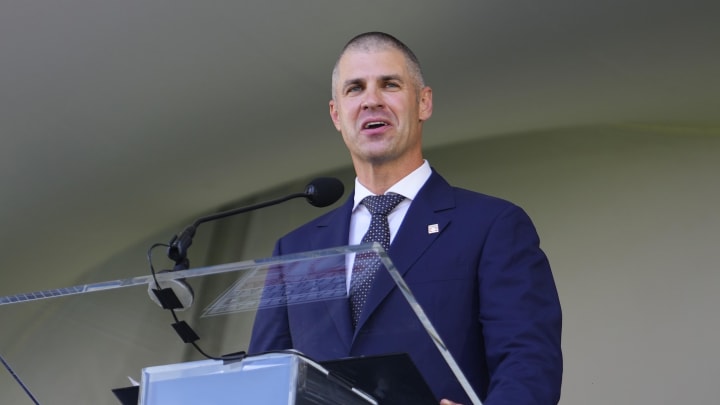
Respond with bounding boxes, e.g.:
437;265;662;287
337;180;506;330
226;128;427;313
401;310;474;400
1;127;718;404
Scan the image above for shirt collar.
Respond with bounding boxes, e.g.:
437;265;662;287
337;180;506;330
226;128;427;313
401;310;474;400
352;160;432;211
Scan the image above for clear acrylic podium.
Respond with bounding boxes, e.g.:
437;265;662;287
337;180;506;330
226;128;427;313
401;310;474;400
0;244;482;405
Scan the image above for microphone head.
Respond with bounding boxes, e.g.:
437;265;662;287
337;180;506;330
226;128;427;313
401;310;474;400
304;177;345;207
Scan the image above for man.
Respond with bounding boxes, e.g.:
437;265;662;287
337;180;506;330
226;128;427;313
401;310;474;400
249;32;562;404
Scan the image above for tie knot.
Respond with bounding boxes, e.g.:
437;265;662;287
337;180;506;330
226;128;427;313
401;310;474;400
361;194;406;216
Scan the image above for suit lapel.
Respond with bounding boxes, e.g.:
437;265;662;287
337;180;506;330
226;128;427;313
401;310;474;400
306;195;355;349
353;171;456;334
307;195;353;251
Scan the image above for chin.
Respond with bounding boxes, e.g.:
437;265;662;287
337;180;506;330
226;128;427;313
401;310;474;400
363;151;399;165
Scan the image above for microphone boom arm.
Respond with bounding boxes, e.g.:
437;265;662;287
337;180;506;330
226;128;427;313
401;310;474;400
165;176;344;266
167;192;307;265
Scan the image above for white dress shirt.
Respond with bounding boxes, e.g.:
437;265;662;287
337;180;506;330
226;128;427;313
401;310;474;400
346;160;433;290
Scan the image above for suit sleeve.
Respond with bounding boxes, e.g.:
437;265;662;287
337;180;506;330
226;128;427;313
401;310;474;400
479;204;563;405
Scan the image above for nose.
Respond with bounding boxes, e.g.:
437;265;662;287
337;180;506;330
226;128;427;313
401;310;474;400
361;87;383;110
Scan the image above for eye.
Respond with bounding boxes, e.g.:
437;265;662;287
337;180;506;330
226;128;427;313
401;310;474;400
384;81;400;89
345;85;363;95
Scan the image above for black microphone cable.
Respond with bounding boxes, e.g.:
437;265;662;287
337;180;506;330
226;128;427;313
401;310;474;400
146;243;228;361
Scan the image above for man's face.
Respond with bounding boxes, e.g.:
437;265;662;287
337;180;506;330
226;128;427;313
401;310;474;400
329;48;432;167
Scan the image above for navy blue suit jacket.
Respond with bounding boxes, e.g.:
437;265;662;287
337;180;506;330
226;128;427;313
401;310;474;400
249;170;562;404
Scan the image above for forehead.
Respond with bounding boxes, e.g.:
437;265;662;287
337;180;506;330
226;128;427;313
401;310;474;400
336;48;410;81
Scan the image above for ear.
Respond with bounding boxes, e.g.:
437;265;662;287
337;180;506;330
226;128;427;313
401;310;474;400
329;99;342;131
418;86;433;122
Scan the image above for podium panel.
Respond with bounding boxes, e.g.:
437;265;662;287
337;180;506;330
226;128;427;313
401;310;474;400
140;352;376;405
0;244;481;404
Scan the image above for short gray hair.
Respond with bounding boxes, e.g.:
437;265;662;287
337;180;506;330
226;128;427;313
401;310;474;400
331;32;426;99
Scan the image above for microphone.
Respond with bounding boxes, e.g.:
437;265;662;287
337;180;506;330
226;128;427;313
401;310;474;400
166;177;344;265
152;177;343;352
304;176;346;207
152;177;344;313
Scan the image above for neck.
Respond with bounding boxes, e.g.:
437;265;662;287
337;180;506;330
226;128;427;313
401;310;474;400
354;157;423;195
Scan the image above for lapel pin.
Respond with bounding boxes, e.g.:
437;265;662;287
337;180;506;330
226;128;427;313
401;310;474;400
427;224;439;234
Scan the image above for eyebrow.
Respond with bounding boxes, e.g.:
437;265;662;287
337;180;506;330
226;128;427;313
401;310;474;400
342;74;405;89
342;78;364;89
380;74;403;83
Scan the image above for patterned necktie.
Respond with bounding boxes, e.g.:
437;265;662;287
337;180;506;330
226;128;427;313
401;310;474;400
350;193;406;328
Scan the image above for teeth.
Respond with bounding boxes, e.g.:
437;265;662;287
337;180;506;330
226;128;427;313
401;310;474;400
365;121;386;129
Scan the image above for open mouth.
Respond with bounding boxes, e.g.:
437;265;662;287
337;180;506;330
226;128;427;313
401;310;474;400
364;121;389;129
